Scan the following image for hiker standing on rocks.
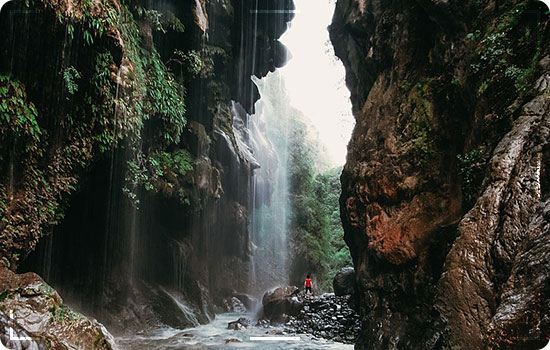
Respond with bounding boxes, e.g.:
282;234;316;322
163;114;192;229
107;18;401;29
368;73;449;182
304;274;313;296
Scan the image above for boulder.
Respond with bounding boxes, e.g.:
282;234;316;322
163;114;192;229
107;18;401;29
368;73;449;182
225;297;247;313
224;337;242;343
227;317;251;330
233;293;259;311
333;267;356;296
0;268;116;350
261;286;300;320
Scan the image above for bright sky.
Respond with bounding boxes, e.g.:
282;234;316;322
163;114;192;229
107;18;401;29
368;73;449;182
278;0;354;166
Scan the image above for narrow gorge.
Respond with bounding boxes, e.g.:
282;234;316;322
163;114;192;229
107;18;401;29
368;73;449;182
1;0;549;349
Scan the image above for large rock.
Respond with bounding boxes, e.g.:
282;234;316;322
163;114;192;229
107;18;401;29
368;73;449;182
331;0;550;348
333;267;356;296
233;293;259;312
224;297;247;313
0;268;116;350
485;199;550;349
261;286;301;321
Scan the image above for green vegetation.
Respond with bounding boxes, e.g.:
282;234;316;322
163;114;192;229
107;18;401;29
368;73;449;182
0;76;65;264
399;80;436;165
45;0;118;43
89;51;118;152
136;6;185;34
0;75;42;153
49;304;83;324
63;67;81;96
124;149;194;206
470;1;543;96
170;49;204;77
457;149;485;209
0;2;194;267
286;118;351;292
199;45;229;79
115;6;191;205
151;150;194;179
115;6;187;146
137;7;164;32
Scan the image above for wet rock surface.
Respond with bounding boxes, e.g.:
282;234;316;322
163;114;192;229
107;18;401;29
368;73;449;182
227;317;251;330
260;288;360;344
331;0;550;348
261;286;301;321
484;199;550;349
282;293;361;344
332;267;356;296
215;290;260;314
0;268;115;350
232;293;258;312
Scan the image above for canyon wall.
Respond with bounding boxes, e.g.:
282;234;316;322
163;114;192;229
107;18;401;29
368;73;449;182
0;0;293;335
331;0;550;348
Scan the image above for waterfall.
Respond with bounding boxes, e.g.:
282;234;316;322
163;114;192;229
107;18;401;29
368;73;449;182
160;287;200;327
171;240;189;293
231;71;296;295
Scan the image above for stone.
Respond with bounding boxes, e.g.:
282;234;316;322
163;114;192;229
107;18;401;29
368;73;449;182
232;293;258;311
333;267;356;296
0;268;115;350
225;297;247;313
261;286;300;320
263;291;361;344
224;337;242;343
227;317;251;330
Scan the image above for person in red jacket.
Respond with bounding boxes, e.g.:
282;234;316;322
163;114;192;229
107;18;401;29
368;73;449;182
304;274;313;296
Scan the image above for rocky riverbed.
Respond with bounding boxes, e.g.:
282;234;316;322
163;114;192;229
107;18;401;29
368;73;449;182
256;284;360;344
117;313;353;350
282;293;360;343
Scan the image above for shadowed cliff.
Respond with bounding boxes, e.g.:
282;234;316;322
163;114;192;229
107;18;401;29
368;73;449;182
0;0;294;337
331;0;550;348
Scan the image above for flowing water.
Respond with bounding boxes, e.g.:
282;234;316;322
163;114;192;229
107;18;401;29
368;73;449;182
116;313;353;350
247;73;292;293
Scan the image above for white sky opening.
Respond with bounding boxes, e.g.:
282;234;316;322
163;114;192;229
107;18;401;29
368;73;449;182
278;0;354;167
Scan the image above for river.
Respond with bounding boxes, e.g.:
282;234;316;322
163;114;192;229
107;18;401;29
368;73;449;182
116;313;354;350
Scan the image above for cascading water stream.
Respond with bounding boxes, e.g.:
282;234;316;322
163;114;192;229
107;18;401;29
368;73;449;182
240;0;354;297
234;71;297;296
250;79;291;291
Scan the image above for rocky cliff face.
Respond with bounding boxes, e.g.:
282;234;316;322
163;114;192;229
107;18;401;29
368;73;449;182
0;0;293;337
331;0;550;348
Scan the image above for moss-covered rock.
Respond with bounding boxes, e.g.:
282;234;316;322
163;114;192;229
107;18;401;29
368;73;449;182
0;267;115;349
